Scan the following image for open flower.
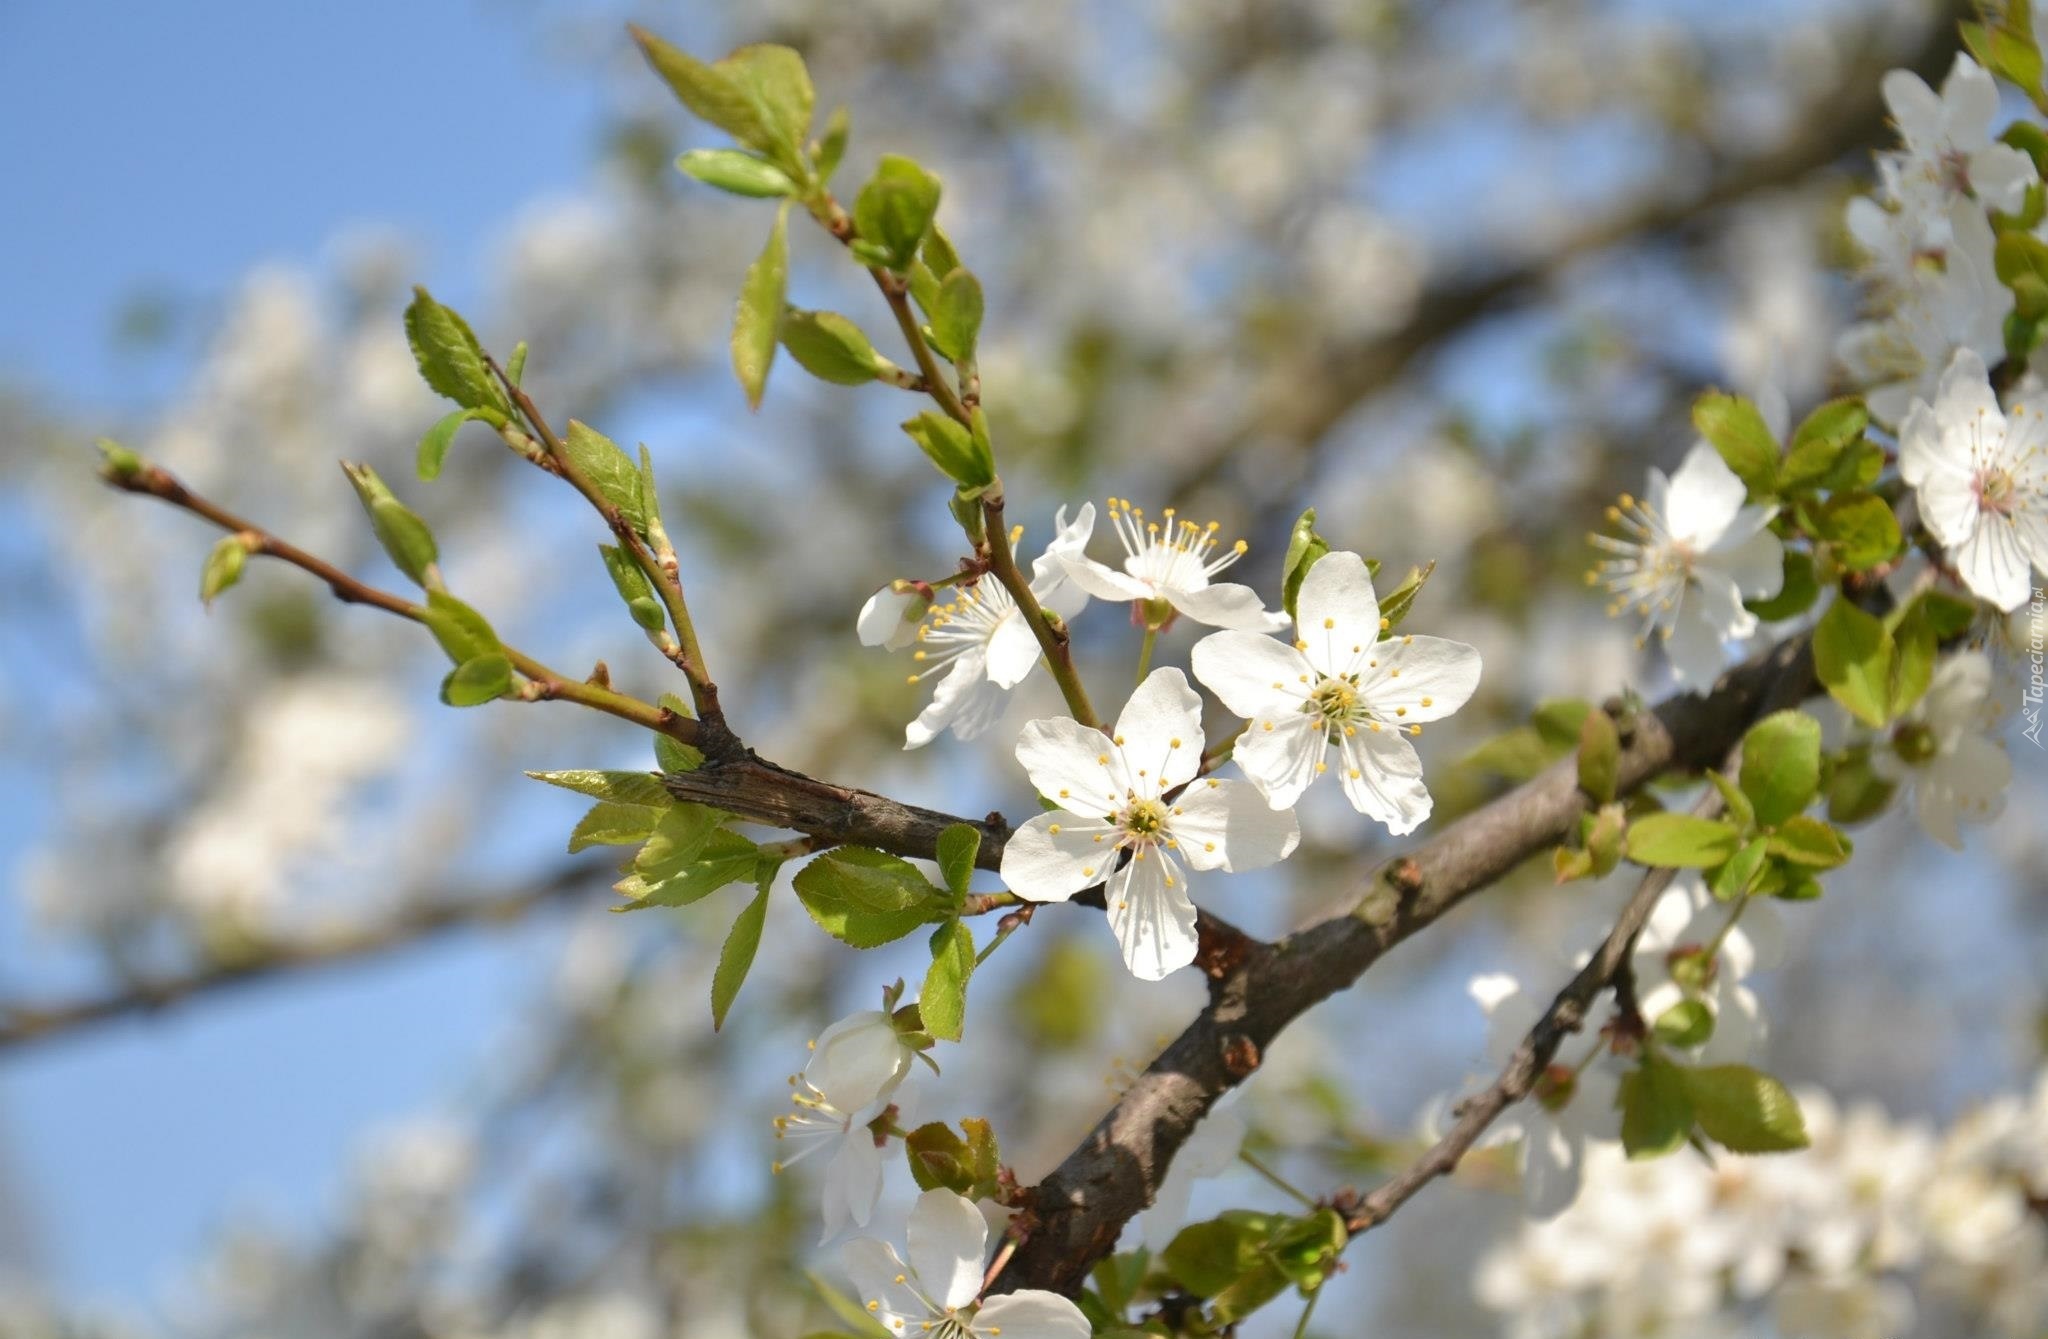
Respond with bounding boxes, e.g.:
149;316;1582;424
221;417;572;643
804;1009;918;1115
892;504;1095;748
1629;874;1780;1065
1462;973;1619;1219
1191;551;1481;835
1588;444;1785;694
844;1189;1089;1339
1058;497;1286;632
1873;650;2012;849
773;1078;884;1243
857;582;933;652
998;668;1299;980
1899;348;2048;613
1880;54;2037;223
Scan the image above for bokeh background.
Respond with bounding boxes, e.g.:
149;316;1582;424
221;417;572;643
1;0;2042;1335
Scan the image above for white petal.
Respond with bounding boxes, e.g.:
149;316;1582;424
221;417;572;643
1114;668;1205;793
1693;567;1759;640
971;1292;1092;1339
822;1128;884;1243
1927;732;2012;826
1000;813;1115;904
1357;634;1483;722
1940;53;1998;147
1029;501;1096;587
984;609;1044;689
906;657;1005;749
859;587;924;650
1703;526;1786;603
1232;712;1325;811
1953;513;2033;611
1059;554;1151;603
1882;67;1946;154
1917;468;1983;548
1726;897;1785;974
1970;143;2037;213
1293;551;1381;676
843;1238;926;1330
1663;443;1749;547
1016;715;1125;815
807;1011;912;1114
1926;651;1997;736
1171;778;1301;872
1139;1166;1198;1251
1337;725;1433;835
908;1189;987;1312
1700;984;1767;1065
1104;852;1199;981
1164;581;1289;631
1935;345;1999;427
1898;396;1944;488
1468;972;1522;1015
1521;1120;1585;1219
1915;777;1966;850
1662;602;1728;695
1180;1107;1247;1176
1190;630;1311;718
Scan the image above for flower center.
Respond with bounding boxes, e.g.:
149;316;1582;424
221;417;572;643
1892;720;1939;766
1310;678;1359;722
1105;495;1250;593
1588;491;1698;646
1124;797;1168;836
1976;465;2019;516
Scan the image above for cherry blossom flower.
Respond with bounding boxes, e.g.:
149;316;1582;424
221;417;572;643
803;1009;918;1115
892;504;1095;748
1879;54;2037;223
772;1078;884;1243
857;582;933;652
1058;497;1286;632
1873;650;2012;849
1190;551;1481;834
1898;348;2048;612
1628;875;1781;1065
843;1189;1089;1339
998;668;1299;980
1588;444;1785;694
1465;973;1619;1219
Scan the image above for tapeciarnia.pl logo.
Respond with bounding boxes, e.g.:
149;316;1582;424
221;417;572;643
2025;587;2046;749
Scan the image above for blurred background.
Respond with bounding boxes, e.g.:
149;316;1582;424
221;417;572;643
1;0;2042;1335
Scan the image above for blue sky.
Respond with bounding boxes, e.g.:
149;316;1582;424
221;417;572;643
0;0;616;1309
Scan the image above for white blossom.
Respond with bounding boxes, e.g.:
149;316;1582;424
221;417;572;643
1463;973;1619;1219
893;504;1095;748
803;1009;918;1115
858;583;934;652
1898;348;2048;612
772;1078;884;1243
1879;54;2036;225
843;1190;1089;1339
1192;551;1481;834
1872;649;2012;849
1589;444;1784;694
1628;874;1780;1065
998;668;1299;980
1058;497;1286;632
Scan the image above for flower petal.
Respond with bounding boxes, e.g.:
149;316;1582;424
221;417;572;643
1337;725;1433;835
1663;443;1748;548
1702;526;1786;603
1059;554;1152;603
822;1128;884;1243
1171;778;1300;872
859;587;923;650
908;1189;987;1312
1104;851;1199;981
1232;711;1325;811
1970;142;2037;214
806;1011;912;1114
1114;668;1205;793
1001;812;1115;904
1165;580;1289;631
1940;53;1998;148
1016;716;1126;815
1881;67;1946;154
843;1238;925;1331
906;656;1005;749
1358;634;1483;723
1953;512;2033;611
1915;467;1982;548
1662;602;1727;695
985;609;1044;689
1520;1120;1585;1220
1294;551;1381;676
1190;630;1310;719
1029;501;1096;587
971;1291;1092;1339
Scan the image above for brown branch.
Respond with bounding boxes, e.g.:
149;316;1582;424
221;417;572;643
996;629;1816;1294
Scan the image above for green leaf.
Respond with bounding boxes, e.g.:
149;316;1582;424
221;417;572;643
569;800;664;852
1280;509;1331;621
675;147;797;197
812;105;850;182
1577;709;1620;805
199;535;247;608
1693;391;1778;496
1711;836;1770;901
1814;598;1893;727
440;652;512;706
1654;1000;1715;1050
1705;768;1756;832
563;420;651;534
901;411;993;487
1807;493;1901;572
621;829;761;908
853;155;942;271
1887;593;1957;718
780;308;884;385
920;919;975;1042
1739;710;1822;826
420;591;501;665
1625;813;1742;868
718;43;814;173
928;269;983;363
1779;397;1868;491
504;341;528;386
733;207;789;410
96;438;143;480
921;223;962;282
934;823;982;900
404;287;509;416
600;544;666;633
416;406;498;481
711;872;773;1029
903;1118;1001;1198
1827;746;1898;825
636;803;726;884
1681;1064;1809;1153
1747;550;1819;622
793;847;948;947
1620;1056;1694;1159
653;692;705;775
1765;815;1851;869
526;768;672;806
341;462;438;586
1996;230;2048;320
1375;560;1436;636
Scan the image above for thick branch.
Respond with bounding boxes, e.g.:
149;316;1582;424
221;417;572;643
998;631;1814;1294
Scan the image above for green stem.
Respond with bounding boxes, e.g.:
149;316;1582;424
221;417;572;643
1291;1282;1323;1339
982;487;1099;729
1135;625;1157;686
1239;1149;1317;1210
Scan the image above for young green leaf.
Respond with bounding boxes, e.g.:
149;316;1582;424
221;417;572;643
1814;598;1893;727
852;155;942;270
199;535;248;608
1765;815;1851;869
920;918;975;1042
934;823;982;900
1624;813;1743;868
1620;1056;1694;1159
711;872;773;1030
1747;550;1819;622
562;420;652;534
416;406;499;481
1681;1064;1809;1152
901;411;993;486
780;308;885;384
1807;492;1901;572
812;105;851;182
622;829;761;908
733;207;789;409
525;768;672;807
1739;710;1822;826
1280;509;1331;620
440;652;513;706
1711;835;1770;901
404;287;509;416
568;799;665;853
420;591;501;665
1692;391;1778;496
794;848;947;948
1375;560;1436;636
1654;1000;1715;1050
675;147;798;198
599;544;666;632
927;268;983;363
1577;708;1620;805
341;462;439;586
1779;397;1868;491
